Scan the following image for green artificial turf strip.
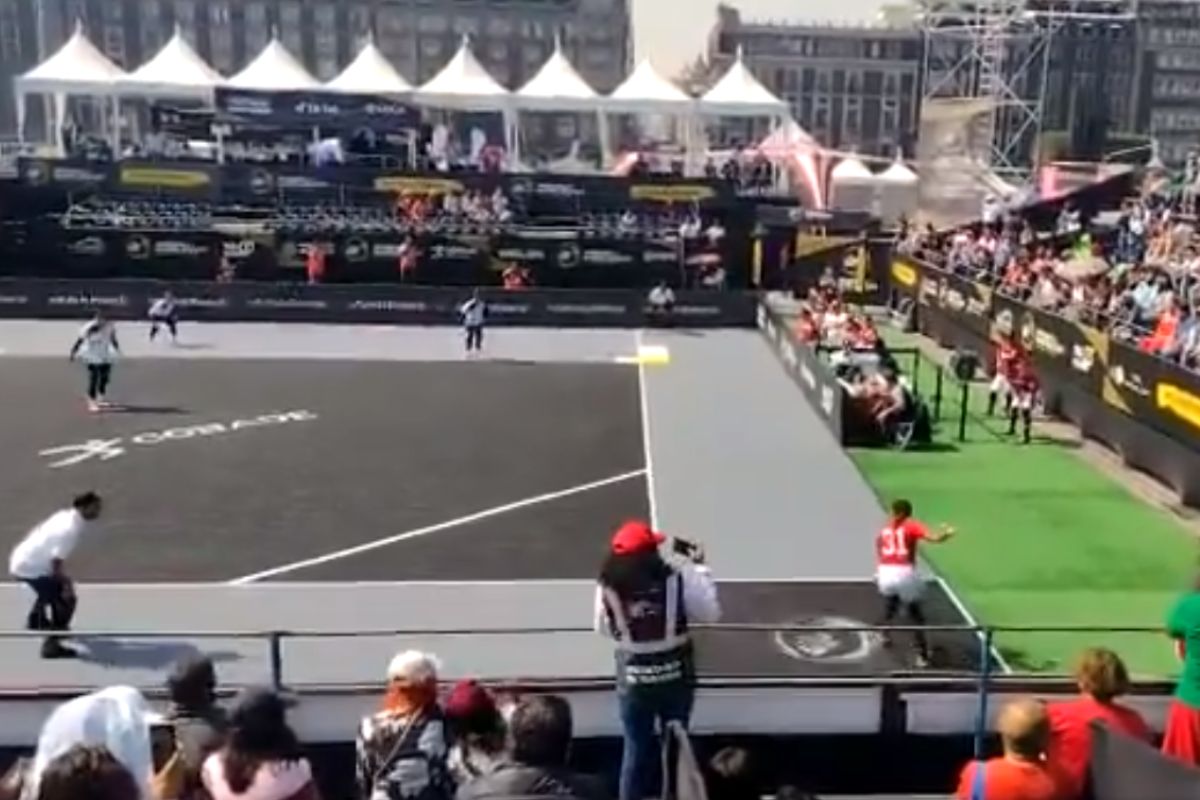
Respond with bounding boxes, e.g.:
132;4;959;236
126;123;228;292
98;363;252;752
851;351;1200;676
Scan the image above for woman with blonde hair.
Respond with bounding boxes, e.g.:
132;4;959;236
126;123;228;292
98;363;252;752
1046;647;1150;798
955;698;1069;800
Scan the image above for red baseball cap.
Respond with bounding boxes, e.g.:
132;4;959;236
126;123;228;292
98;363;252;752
611;520;665;555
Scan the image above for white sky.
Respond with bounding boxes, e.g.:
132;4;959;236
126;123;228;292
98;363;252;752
633;0;886;76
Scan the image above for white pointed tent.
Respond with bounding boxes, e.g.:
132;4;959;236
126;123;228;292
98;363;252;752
15;21;127;148
830;156;879;213
227;37;319;91
700;49;787;117
605;58;694;114
515;39;598;111
416;35;510;111
326;36;412;95
878;155;919;225
118;25;224;99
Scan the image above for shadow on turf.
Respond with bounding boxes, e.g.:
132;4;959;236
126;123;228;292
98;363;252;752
75;637;243;670
170;342;213;351
107;404;189;415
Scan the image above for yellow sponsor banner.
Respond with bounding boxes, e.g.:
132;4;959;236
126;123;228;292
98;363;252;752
629;185;715;203
890;260;918;288
793;234;854;259
1157;383;1200;431
119;167;211;189
373;177;465;195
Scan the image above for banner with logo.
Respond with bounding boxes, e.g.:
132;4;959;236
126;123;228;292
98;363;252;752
214;88;419;131
1103;342;1200;450
889;257;921;297
915;262;993;340
990;294;1105;393
0;278;756;329
757;304;845;442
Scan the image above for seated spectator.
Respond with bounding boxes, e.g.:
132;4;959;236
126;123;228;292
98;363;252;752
161;655;229;800
202;688;319;800
444;681;505;785
28;686;156;800
705;747;758;800
457;695;605;800
1046;647;1151;798
646;281;676;326
356;650;453;800
793;309;819;344
35;745;140;800
955;698;1069;800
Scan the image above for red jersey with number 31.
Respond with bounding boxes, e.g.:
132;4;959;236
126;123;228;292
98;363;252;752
877;518;928;567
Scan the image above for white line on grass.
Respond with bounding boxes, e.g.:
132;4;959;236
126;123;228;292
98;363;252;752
934;574;1013;674
635;329;659;529
228;468;647;584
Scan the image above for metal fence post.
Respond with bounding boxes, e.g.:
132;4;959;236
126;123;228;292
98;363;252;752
269;632;284;691
973;627;995;761
934;365;944;421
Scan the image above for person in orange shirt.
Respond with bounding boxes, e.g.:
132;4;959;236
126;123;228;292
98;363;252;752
305;245;326;285
1046;648;1151;799
956;698;1070;800
1141;296;1181;354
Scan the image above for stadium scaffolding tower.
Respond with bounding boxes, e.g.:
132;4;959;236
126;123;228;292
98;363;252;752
917;0;1134;176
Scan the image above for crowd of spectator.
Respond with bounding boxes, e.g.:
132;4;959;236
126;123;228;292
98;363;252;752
897;191;1200;371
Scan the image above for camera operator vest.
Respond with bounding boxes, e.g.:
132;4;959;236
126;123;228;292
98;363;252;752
601;572;693;689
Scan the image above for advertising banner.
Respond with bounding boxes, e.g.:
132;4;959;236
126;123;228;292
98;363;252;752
1104;342;1200;451
757;304;844;442
915;262;993;340
0;278;756;329
991;293;1105;393
214;88;419;131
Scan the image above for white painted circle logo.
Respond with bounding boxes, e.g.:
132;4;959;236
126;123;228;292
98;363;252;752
773;615;883;663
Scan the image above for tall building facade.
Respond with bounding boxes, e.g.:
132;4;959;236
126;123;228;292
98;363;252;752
707;5;923;157
1133;0;1200;166
0;0;632;135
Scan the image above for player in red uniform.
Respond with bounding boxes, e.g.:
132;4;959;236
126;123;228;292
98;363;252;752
876;498;955;668
987;335;1023;417
1008;359;1040;444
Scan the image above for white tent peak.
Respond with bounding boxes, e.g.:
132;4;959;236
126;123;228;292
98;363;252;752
701;52;787;115
609;58;692;105
517;43;597;102
879;156;918;184
227;37;318;90
19;22;127;88
418;36;509;100
121;25;224;93
326;39;411;94
831;156;875;182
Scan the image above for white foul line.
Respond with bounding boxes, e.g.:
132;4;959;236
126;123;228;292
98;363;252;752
229;468;647;584
636;329;659;529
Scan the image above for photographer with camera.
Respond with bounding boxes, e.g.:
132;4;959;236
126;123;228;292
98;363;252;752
594;520;721;800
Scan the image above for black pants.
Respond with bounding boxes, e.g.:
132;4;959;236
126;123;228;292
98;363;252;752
465;325;484;351
23;575;76;633
150;314;177;340
881;594;930;660
86;363;113;400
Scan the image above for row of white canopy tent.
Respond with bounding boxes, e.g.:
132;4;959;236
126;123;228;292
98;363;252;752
16;23;789;157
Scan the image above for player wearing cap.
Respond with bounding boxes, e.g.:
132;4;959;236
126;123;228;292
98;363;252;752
8;492;102;659
69;310;121;413
876;498;955;668
595;520;721;800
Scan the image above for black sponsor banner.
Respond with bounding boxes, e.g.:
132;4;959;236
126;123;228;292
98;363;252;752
757;303;844;442
1105;342;1200;451
19;159;108;189
214;88;419;131
914;262;993;339
0;278;755;329
991;293;1104;393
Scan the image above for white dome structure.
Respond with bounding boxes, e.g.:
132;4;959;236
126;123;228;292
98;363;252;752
878;157;919;226
829;156;879;214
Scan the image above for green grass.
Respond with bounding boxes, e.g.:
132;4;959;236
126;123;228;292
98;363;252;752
851;345;1200;677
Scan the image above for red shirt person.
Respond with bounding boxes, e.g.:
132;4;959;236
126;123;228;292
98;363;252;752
305;245;326;285
875;498;954;668
1046;648;1151;798
988;335;1024;417
957;698;1070;800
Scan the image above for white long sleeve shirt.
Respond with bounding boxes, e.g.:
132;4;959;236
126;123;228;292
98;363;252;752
593;562;721;639
9;509;88;579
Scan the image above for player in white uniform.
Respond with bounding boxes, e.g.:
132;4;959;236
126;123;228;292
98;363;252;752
148;291;179;343
8;492;102;658
69;311;121;412
460;290;487;355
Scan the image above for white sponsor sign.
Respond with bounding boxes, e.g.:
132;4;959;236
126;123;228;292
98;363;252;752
39;410;317;468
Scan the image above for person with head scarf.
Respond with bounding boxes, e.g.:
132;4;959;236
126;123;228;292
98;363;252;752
24;686;154;800
355;650;453;800
594;521;720;800
201;688;318;800
442;681;504;786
